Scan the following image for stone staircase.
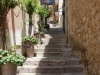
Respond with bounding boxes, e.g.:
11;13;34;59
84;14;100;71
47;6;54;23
17;28;85;75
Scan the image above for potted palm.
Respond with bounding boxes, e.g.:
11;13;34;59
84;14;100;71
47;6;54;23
38;6;50;37
0;50;25;75
39;31;45;38
21;0;39;36
21;0;39;57
22;36;38;57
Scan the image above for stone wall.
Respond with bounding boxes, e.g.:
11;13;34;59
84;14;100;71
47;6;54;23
67;0;100;75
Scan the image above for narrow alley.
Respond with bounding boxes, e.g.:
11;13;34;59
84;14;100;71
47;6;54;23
17;26;85;75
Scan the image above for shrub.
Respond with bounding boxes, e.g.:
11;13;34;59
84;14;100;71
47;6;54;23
22;36;38;44
0;50;25;66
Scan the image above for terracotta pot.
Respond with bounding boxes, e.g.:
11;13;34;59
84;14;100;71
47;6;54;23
40;34;45;38
22;41;34;57
34;33;40;38
1;63;17;75
26;48;34;57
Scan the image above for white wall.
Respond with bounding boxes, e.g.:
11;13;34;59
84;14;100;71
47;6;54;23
7;7;39;46
58;0;63;27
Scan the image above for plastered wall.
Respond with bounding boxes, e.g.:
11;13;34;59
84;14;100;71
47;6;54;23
67;0;100;75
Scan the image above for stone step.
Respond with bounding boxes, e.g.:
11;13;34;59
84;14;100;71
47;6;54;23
24;57;80;66
34;51;72;57
34;48;72;52
34;48;72;57
41;39;67;42
35;44;67;48
17;65;84;73
63;73;85;75
17;72;85;75
42;39;66;43
42;41;67;44
45;34;66;38
38;43;67;45
35;47;70;50
42;38;66;40
44;37;66;40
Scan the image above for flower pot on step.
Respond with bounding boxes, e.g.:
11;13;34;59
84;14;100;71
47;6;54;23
26;47;34;57
1;63;17;75
22;36;38;57
34;33;40;38
40;34;45;38
22;41;34;57
0;50;24;75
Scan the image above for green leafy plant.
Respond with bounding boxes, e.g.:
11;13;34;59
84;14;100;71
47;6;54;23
21;0;39;35
39;31;45;35
38;6;49;18
37;5;50;34
0;50;9;57
0;0;19;8
10;45;18;51
0;50;25;66
8;45;18;54
21;0;38;15
22;36;38;44
38;22;45;32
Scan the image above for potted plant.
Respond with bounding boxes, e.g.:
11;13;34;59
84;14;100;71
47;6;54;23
38;5;49;27
0;50;25;75
21;0;39;57
22;36;38;57
39;31;45;38
38;5;50;35
34;32;40;38
38;6;50;19
21;0;39;36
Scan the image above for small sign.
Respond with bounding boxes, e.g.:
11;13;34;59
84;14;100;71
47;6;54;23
41;0;55;5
